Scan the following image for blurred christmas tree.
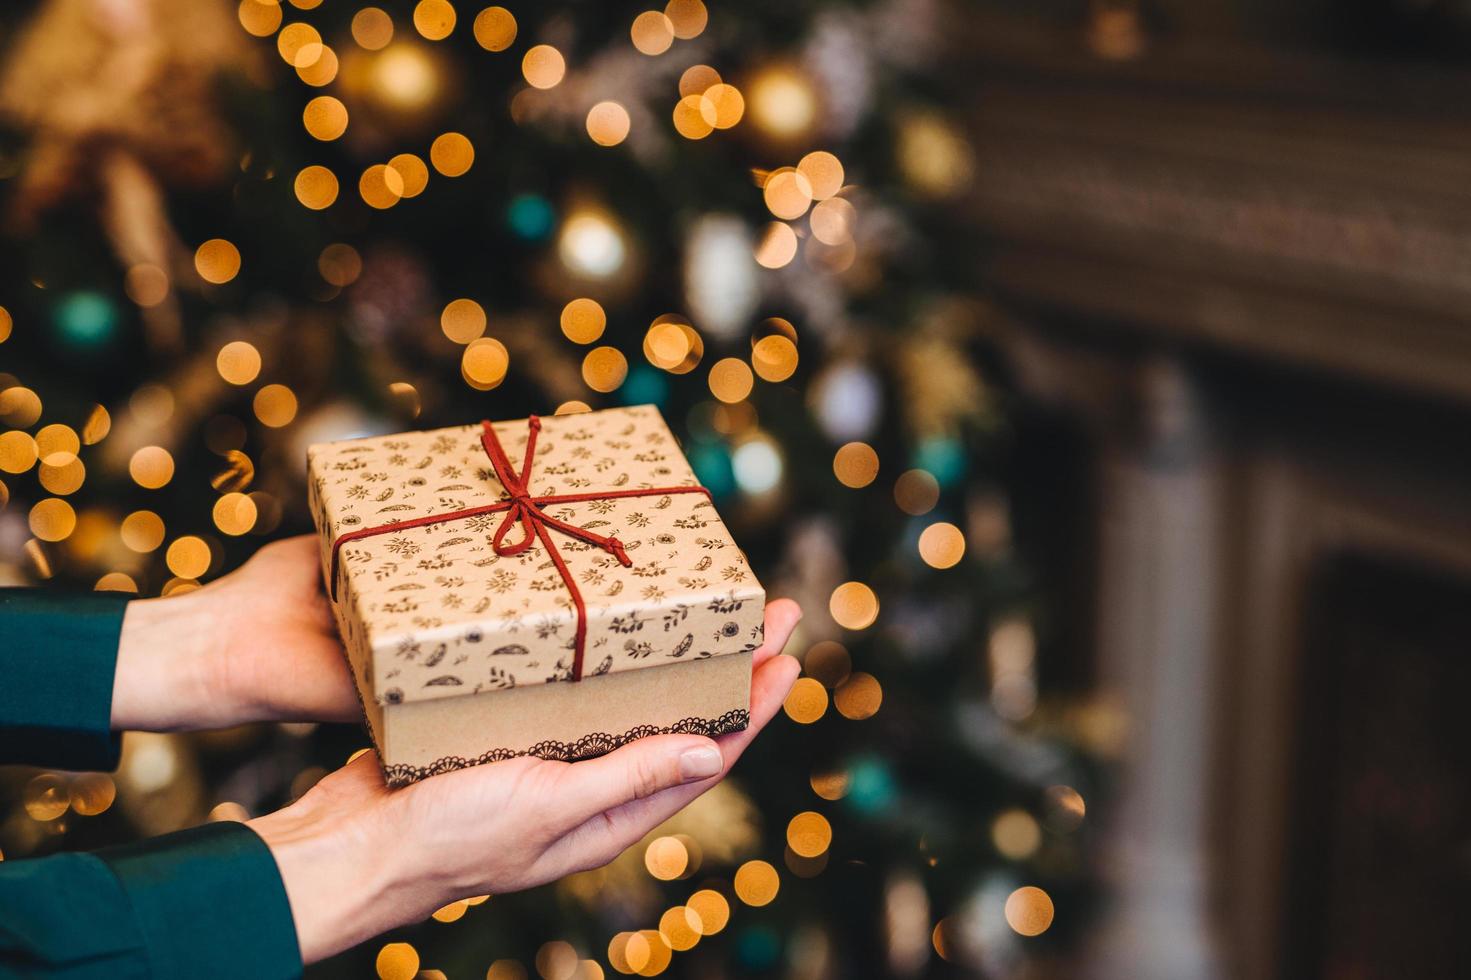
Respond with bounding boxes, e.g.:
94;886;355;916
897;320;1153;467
0;0;1110;976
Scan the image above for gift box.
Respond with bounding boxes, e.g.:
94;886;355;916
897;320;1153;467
306;405;765;786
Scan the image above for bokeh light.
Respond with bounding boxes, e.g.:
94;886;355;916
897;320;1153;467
195;239;241;284
587;102;632;147
294;165;339;210
462;338;510;390
708;358;753;403
582;346;629;393
302;96;348;140
832;442;878;488
254;384;299;428
165;536;212;579
474;6;517;50
560;298;606;344
665;0;708;39
352;7;395;50
129;446;175;489
442;298;488;344
630;11;674;56
786;811;833;858
917;522;965;568
829;581;878;629
834;671;883;719
733;860;780;906
522;45;566;89
430;132;475;177
217;341;262;386
388;154;430;197
783;676;828;723
413;0;456;40
1004;886;1055;937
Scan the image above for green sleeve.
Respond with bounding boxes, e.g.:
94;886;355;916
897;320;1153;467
0;822;302;979
0;589;131;771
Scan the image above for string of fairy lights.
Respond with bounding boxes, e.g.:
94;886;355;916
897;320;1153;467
0;0;1086;975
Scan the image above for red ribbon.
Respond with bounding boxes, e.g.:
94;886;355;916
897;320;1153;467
329;416;712;681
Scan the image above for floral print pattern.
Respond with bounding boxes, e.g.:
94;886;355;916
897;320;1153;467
308;406;765;706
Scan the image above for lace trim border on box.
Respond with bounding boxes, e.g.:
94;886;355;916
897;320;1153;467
381;708;750;786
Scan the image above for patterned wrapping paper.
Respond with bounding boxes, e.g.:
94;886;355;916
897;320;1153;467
306;405;766;709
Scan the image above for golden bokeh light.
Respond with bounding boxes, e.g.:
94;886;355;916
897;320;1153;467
786;811;833;858
992;808;1042;860
555;400;592;415
1004;886;1055;937
832;442;879;488
797;151;845;201
783;676;828;724
829;581;878;629
217;341;262;386
353;7;395;50
462;337;510;390
38;453;85;495
166;536;212;579
161;577;201;597
560;298;606;344
708;357;753;403
431;899;468;922
69;773;116;816
834;671;883;720
473;6;517;50
387;381;421;419
918;521;965;569
644;835;688;880
535;941;577;980
430;132;475;177
319;243;362;286
0;306;9;342
129;446;174;489
804;640;851;688
751;335;798;383
1043;785;1087;832
124;263;169;307
0;386;41;427
29;499;76;542
630;11;675;55
587;101;632;147
672;94;715;140
733;860;780;907
582;346;629;393
442;298;488;344
296;43;339;85
81;404;110;445
664;0;708;39
810;769;850;801
195;239;242;284
487;960;527;980
748;64;818;140
24;774;69;821
413;0;456;40
360;163;405;209
0;431;37;474
95;572;139;593
703;84;744;129
686;889;729;934
810;197;856;246
375;942;419;980
522;45;566;89
277;22;322;67
213;492;259;536
763;168;814;221
659;906;701;951
679;64;720;98
238;0;283;37
254;384;299;428
607;932;636;975
894;469;940;515
34;424;78;458
303;96;348;140
754;222;798;269
643;321;691;370
388;153;430;197
294;165;339;210
212;450;255;493
121;510;166;553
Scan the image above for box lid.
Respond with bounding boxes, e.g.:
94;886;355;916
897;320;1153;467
307;405;765;705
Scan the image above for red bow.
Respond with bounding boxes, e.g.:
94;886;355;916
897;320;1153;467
330;416;711;681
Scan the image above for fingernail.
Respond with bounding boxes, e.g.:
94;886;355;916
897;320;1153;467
679;745;723;781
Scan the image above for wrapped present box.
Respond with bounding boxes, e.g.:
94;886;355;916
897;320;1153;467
306;405;765;786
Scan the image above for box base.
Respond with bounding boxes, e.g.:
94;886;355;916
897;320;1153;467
363;653;753;787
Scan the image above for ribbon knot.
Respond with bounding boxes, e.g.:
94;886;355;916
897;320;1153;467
330;414;707;681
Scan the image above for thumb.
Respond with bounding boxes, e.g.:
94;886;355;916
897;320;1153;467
543;734;725;835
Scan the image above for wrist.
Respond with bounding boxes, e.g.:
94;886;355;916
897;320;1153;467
112;593;221;731
249;783;424;963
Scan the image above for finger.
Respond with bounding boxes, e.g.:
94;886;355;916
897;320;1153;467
538;733;727;836
532;653;800;879
752;598;802;670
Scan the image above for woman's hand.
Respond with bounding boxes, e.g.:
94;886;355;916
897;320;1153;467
111;536;358;731
249;599;802;964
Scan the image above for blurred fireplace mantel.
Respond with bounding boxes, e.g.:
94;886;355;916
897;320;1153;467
958;16;1471;980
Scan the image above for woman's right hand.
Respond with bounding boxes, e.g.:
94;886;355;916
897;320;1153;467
248;599;802;964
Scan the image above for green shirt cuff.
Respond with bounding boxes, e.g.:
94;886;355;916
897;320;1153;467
0;589;131;770
97;821;303;980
